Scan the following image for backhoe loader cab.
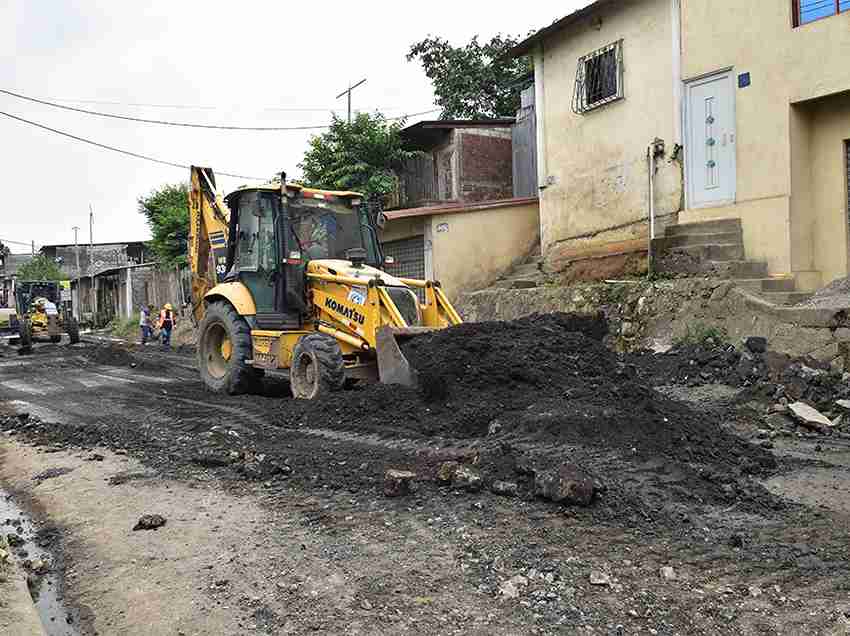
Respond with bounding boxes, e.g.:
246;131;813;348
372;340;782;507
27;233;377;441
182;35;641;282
189;166;461;399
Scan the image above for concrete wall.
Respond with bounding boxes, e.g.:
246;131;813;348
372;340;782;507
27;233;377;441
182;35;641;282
680;3;850;283
428;200;540;300
535;0;682;262
380;216;424;243
809;94;850;286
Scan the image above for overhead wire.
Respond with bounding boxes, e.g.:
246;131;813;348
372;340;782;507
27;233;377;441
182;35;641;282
0;89;440;130
0;110;266;180
0;89;331;131
0;106;442;181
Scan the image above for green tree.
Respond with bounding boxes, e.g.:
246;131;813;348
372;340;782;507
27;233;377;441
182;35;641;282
298;112;417;197
407;34;532;119
17;254;64;281
138;183;189;266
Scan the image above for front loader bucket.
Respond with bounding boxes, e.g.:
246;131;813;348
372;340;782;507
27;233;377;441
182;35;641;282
376;326;435;388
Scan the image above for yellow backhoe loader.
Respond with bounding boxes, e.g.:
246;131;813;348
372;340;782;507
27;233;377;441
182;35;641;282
188;167;462;399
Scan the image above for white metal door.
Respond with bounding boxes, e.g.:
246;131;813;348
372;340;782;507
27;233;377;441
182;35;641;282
685;71;736;208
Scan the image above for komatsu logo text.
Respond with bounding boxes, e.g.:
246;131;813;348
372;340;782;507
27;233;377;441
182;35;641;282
324;297;366;325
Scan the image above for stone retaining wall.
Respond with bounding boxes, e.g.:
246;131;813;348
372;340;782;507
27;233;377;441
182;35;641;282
457;279;850;369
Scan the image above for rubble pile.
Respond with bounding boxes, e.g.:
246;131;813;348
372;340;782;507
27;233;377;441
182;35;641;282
629;336;850;434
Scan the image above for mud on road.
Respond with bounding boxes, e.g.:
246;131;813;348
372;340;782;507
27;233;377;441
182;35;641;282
1;322;850;634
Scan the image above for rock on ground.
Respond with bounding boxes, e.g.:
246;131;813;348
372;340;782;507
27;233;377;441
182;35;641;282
534;464;595;506
788;402;834;431
383;469;416;497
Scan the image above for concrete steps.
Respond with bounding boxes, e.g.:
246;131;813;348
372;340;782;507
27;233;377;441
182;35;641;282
758;291;813;305
665;218;742;236
707;260;769;279
657;218;806;305
492;246;546;290
660;231;742;249
734;277;797;293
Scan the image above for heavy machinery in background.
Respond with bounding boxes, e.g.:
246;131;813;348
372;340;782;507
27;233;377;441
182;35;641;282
188;166;462;399
1;281;80;351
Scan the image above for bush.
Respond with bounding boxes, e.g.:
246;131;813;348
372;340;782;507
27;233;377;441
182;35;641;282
674;322;728;348
108;314;140;339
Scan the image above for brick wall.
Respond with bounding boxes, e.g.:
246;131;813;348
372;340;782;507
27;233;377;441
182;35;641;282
459;130;513;203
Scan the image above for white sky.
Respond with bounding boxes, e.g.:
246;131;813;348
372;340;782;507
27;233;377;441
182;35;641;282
1;1;587;251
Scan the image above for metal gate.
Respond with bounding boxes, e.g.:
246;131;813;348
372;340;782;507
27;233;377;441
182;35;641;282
381;235;426;301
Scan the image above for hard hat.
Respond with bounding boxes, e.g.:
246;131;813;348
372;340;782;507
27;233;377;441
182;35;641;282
165;303;173;310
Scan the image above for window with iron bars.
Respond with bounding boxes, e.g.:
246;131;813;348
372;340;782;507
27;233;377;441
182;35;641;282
572;40;624;114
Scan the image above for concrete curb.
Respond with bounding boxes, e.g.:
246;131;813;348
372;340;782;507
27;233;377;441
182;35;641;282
0;559;45;635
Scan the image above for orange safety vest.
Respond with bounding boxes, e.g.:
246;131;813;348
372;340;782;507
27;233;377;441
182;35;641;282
158;309;175;329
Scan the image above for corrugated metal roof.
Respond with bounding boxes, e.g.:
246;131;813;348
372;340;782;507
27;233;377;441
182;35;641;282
506;0;618;58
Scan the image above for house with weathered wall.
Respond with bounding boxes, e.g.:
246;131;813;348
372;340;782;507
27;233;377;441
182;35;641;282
679;1;850;291
510;0;850;295
397;120;516;208
509;0;683;275
0;253;33;308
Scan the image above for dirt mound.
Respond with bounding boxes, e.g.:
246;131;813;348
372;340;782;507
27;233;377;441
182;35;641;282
275;313;779;518
82;343;169;372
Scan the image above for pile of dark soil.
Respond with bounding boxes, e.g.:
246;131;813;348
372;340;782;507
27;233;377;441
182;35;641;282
277;313;778;492
81;343;168;372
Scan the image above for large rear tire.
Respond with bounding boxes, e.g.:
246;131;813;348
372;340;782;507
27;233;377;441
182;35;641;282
197;301;259;395
66;317;80;344
18;319;32;353
290;333;345;400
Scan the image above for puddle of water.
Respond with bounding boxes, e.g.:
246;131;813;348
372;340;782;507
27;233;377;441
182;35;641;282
0;492;81;635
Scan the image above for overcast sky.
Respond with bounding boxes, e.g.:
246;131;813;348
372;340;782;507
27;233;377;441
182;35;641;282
1;1;587;252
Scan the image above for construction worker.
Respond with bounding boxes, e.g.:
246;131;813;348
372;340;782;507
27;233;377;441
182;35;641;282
158;303;176;348
139;304;152;344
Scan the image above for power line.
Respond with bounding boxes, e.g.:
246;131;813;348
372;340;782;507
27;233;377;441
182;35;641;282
0;105;442;181
0;110;265;180
1;88;440;131
0;88;332;131
44;96;429;114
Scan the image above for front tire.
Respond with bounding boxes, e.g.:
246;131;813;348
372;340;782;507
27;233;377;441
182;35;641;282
18;319;32;353
197;301;259;395
66;317;80;344
290;333;345;400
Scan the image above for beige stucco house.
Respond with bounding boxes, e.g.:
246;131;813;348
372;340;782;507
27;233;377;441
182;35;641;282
511;0;850;291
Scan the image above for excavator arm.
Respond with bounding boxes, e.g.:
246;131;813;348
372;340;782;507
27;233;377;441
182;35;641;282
188;166;232;325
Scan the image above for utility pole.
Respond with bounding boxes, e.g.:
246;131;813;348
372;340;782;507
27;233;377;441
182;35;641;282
89;204;96;320
336;78;367;123
72;226;81;320
31;240;35;256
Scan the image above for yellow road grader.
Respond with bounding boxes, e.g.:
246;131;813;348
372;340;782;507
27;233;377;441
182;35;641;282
0;281;80;352
189;167;461;399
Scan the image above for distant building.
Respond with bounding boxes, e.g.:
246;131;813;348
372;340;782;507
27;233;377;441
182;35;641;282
40;241;150;280
396;119;516;209
0;253;34;308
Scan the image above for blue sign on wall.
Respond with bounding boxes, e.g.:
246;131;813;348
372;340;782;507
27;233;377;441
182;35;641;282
738;72;751;88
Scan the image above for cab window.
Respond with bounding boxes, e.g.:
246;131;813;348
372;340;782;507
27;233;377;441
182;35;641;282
236;192;277;272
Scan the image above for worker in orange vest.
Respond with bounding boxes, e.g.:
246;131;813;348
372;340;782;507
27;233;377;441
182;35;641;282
158;303;176;348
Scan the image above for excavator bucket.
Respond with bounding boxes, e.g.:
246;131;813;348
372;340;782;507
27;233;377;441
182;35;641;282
376;326;435;388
